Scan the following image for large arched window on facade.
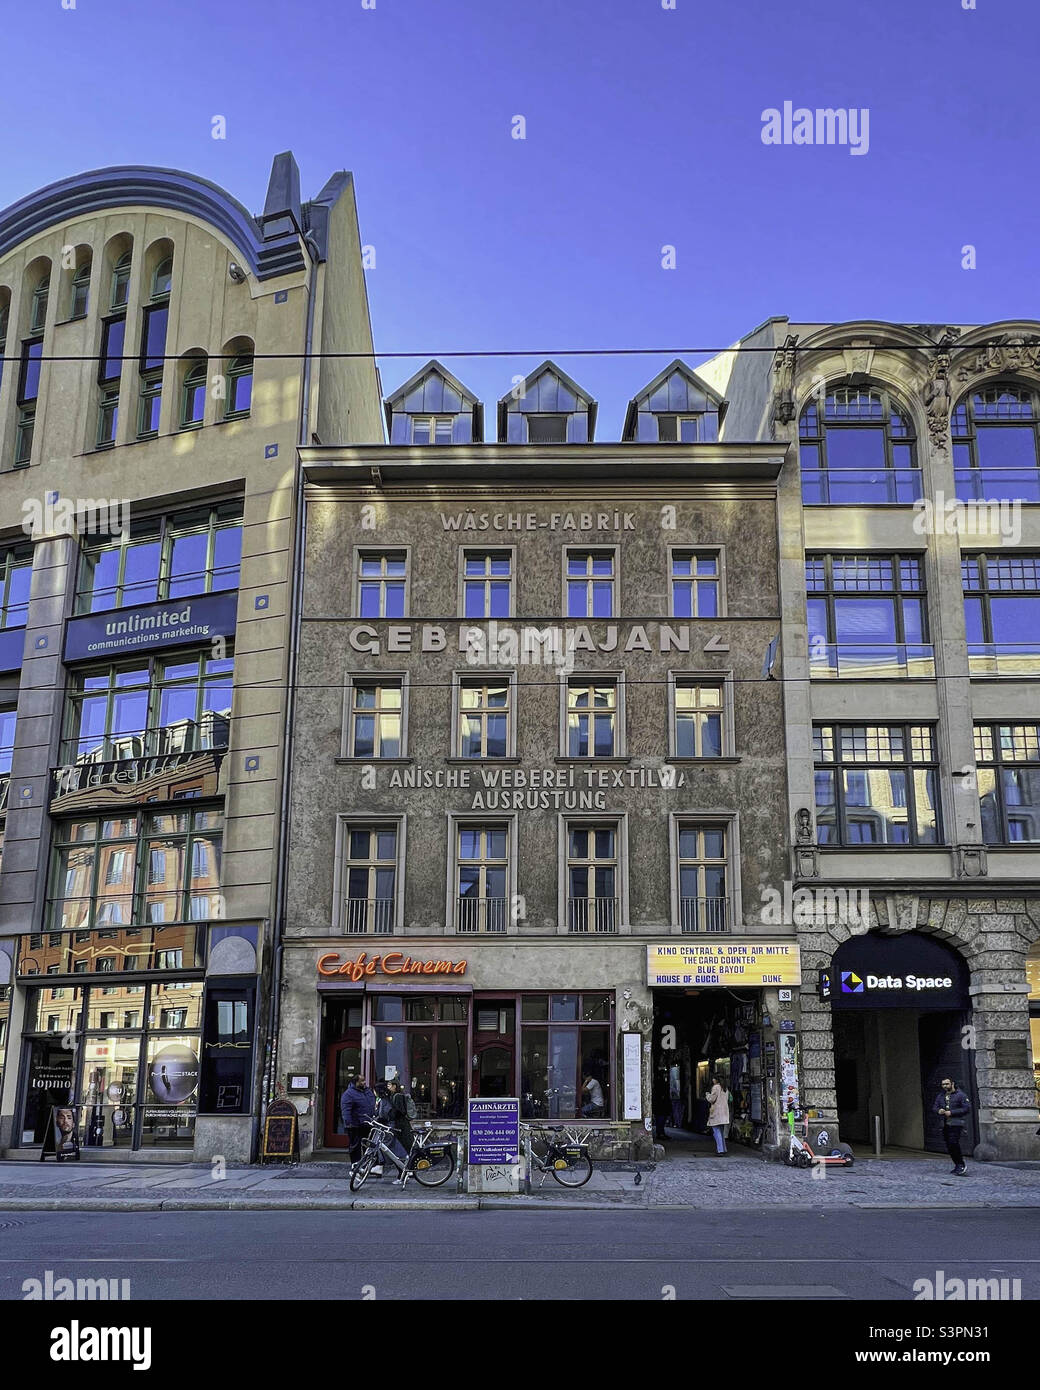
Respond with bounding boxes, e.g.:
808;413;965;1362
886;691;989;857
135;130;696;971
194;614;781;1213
799;384;919;505
952;383;1040;503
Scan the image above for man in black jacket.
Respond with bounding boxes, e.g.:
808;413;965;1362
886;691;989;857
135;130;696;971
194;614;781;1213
933;1077;971;1175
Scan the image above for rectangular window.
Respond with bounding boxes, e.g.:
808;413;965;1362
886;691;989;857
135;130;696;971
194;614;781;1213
99;316;125;383
566;550;615;618
671;550;720;618
455;823;509;933
677;823;729;932
457;678;511;758
76;503;242;614
963;553;1040;676
566;823;619;933
347;679;403;759
410;416;454;445
813;724;940;846
974;723;1040;845
96;387;119;447
14;407;35;467
526;414;567;444
806;553;933;678
462;550;512;619
62;650;233;763
137;374;162;438
0;547;31;629
48;812;223;931
672;679;724;758
17;339;43;403
565;678;619;757
341;823;399;934
356;551;408;619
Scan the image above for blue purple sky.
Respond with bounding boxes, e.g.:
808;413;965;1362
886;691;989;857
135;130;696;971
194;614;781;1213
3;0;1036;437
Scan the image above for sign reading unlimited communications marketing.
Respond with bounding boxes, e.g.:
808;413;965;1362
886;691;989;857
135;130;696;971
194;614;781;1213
64;590;239;663
647;941;801;988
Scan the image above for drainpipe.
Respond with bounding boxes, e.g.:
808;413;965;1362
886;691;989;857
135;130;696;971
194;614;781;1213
261;229;321;1122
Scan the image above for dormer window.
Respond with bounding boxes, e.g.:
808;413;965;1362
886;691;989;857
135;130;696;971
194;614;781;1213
497;361;596;444
411;416;454;445
623;360;725;443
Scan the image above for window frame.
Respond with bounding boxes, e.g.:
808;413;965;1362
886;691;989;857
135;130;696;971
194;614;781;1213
563;547;618;620
458;546;516;620
559;672;626;759
667;671;734;759
453;670;517;760
559;812;628;935
669;546;726;619
812;722;943;848
342;671;408;760
973;722;1040;846
952;383;1040;502
334;815;405;935
669;813;739;933
446;812;518;934
354;547;410;620
799;384;919;505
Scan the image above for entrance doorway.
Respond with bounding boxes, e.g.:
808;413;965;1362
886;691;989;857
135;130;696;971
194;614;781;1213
322;998;363;1149
651;990;763;1146
472;998;515;1097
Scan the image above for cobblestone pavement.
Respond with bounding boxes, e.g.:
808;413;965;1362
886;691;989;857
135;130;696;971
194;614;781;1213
0;1152;1038;1209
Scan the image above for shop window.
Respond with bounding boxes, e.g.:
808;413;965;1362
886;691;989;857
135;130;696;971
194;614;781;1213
76;501;242;614
974;723;1040;844
670;550;721;618
566;549;614;618
813;723;940;846
373;994;468;1119
356;550;408;619
519;991;612;1120
807;553;933;679
963;553;1040;677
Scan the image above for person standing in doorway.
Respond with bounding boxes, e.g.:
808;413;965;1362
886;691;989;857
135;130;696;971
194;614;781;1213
707;1074;730;1155
668;1062;683;1130
933;1077;971;1175
341;1074;379;1173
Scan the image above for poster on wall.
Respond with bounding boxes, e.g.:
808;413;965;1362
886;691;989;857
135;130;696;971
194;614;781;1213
147;1044;200;1103
40;1106;81;1162
779;1033;799;1117
622;1032;642;1121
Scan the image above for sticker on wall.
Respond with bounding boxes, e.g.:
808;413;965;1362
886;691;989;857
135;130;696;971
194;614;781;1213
147;1045;200;1104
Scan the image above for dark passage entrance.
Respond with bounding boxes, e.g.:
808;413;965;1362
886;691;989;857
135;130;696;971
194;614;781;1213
651;990;764;1145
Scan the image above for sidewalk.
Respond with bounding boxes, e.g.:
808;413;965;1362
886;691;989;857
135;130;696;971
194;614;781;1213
2;1150;1039;1211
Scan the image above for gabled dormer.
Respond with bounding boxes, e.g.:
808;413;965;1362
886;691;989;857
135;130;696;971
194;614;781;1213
497;360;597;443
385;359;483;444
622;360;726;442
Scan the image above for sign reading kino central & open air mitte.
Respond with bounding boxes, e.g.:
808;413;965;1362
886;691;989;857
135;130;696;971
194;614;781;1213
647;941;801;987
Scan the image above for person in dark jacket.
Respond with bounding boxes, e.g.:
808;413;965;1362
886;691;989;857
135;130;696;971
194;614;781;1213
340;1075;377;1168
388;1080;414;1153
933;1077;971;1175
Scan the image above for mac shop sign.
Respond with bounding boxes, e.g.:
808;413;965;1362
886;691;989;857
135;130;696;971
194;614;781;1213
64;591;238;663
826;932;969;1011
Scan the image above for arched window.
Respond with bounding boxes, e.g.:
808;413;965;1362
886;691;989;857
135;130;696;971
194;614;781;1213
799;384;918;504
0;293;9;392
70;258;91;319
224;348;253;419
111;252;132;310
151;258;173;301
29;273;49;334
952;383;1040;503
180;356;208;429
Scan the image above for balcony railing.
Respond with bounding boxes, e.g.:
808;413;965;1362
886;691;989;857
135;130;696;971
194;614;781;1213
567;896;619;933
679;896;730;933
954;469;1040;504
801;469;923;506
810;643;935;679
456;896;508;933
342;897;395;934
967;643;1040;677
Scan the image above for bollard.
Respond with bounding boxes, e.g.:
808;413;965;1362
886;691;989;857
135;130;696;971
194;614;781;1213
874;1114;882;1158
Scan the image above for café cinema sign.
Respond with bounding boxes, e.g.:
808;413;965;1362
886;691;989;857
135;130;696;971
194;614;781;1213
317;951;468;982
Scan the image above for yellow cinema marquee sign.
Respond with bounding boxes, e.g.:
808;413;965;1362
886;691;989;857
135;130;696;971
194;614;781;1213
647;941;801;988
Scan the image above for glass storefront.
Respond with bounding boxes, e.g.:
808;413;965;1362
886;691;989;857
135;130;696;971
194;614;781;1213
519;993;612;1120
18;967;203;1150
373;995;468;1119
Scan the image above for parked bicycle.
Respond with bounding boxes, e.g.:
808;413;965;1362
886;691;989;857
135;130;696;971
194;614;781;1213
349;1118;456;1191
521;1123;594;1188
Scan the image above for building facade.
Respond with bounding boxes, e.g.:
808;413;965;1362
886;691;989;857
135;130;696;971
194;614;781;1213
274;358;801;1161
698;318;1040;1159
0;154;382;1162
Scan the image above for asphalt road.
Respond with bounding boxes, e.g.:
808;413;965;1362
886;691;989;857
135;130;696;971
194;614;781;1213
1;1207;1038;1301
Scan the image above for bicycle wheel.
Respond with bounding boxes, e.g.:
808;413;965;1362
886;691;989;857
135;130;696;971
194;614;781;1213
411;1142;456;1188
549;1148;593;1188
349;1147;378;1192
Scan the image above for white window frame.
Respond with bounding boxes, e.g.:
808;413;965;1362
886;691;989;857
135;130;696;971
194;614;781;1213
353;546;411;619
563;546;618;619
445;812;519;935
668;811;742;933
667;670;735;758
334;815;406;935
452;669;517;759
341;671;409;759
668;545;726;619
559;671;626;758
410;415;455;445
457;545;517;620
557;812;629;935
